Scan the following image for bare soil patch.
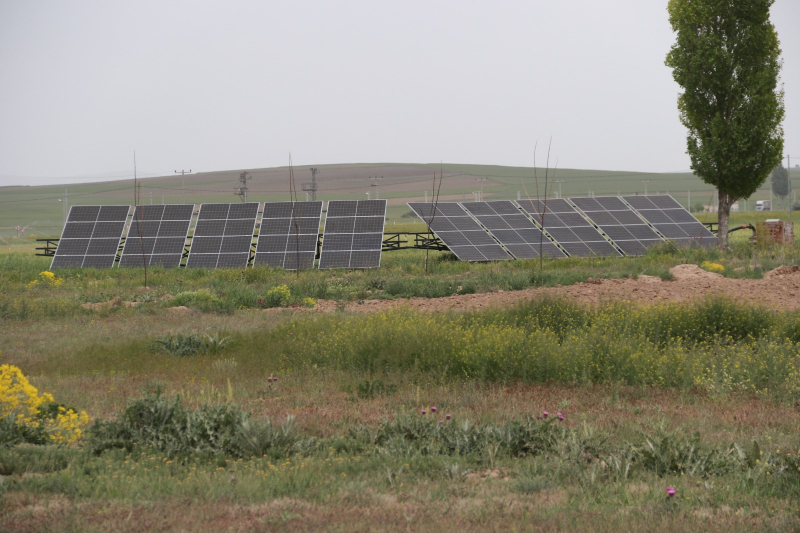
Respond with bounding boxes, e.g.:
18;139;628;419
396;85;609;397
309;264;800;314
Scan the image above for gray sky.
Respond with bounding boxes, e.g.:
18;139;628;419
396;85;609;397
1;0;798;186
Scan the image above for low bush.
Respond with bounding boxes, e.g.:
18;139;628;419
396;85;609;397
0;361;89;446
89;393;308;459
149;333;232;357
171;288;232;313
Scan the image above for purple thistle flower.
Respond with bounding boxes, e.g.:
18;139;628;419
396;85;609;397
438;420;444;424
420;409;426;415
445;414;451;420
666;487;676;497
557;412;565;421
431;406;437;413
273;376;278;382
267;377;273;382
542;411;549;418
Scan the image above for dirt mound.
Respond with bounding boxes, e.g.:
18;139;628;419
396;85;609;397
637;275;662;284
81;297;122;311
764;265;800;279
669;264;723;281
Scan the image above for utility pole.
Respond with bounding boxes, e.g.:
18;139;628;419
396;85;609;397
641;180;650;195
61;187;68;230
461;173;465;202
788;154;792;219
175;169;191;205
149;191;153;205
234;171;250;202
555;179;566;199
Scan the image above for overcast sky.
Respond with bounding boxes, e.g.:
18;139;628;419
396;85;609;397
0;1;798;186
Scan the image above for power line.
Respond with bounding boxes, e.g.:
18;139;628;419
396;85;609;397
0;185;134;204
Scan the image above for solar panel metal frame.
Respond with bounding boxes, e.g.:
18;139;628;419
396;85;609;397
621;195;716;248
407;202;511;262
254;201;323;270
51;205;130;269
186;203;258;269
119;204;194;268
568;196;663;256
319;200;387;269
460;201;566;259
517;199;622;258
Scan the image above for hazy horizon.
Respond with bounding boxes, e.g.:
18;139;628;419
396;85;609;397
1;1;798;187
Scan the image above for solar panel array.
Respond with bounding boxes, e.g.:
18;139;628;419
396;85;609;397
51;205;130;269
460;201;566;259
622;195;715;247
254;201;322;269
519;199;621;257
186;203;258;269
408;202;511;261
119;205;194;268
318;200;386;269
570;196;663;256
49;196;716;269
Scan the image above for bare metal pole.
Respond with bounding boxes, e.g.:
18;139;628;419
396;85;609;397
135;152;147;287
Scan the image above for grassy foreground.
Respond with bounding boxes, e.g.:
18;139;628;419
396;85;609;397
2;248;800;531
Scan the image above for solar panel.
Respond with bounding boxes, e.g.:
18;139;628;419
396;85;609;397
186;203;258;269
119;204;194;268
408;202;511;261
254;201;322;269
319;200;386;269
518;199;621;257
460;201;566;259
51;205;129;269
622;195;716;248
569;196;663;256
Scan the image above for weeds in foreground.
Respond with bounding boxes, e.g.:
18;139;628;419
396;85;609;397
250;296;800;396
7;392;797;492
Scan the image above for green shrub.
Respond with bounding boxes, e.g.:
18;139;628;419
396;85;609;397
171;288;231;313
89;393;307;459
260;284;291;308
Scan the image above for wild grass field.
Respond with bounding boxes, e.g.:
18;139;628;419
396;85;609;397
2;239;800;531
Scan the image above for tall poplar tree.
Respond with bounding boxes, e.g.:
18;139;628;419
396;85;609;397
665;0;784;248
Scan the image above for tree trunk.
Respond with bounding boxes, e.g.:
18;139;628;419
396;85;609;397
717;190;733;249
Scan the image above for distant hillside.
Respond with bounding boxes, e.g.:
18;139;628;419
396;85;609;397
1;162;791;240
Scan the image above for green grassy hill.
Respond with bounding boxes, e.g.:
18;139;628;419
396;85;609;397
1;162;798;241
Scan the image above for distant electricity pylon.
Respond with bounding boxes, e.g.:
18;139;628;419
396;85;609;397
234;171;250;202
302;167;319;201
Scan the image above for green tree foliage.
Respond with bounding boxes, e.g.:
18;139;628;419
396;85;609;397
771;165;789;205
665;0;784;248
